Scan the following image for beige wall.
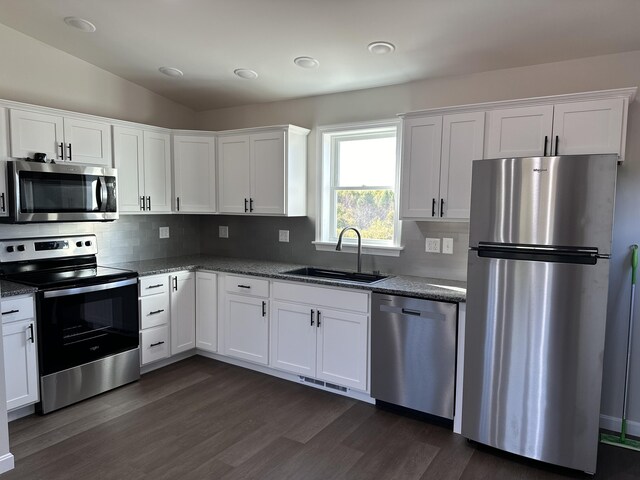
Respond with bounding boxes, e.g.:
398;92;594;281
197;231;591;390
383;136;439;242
196;50;640;429
0;23;195;128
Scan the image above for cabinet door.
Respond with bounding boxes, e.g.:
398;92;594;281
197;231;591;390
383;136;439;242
218;135;251;214
486;105;553;158
552;99;624;156
9;109;64;161
196;272;217;353
3;319;38;410
223;293;268;365
316;308;368;391
250;131;285;215
113;126;145;213
170;272;196;355
400;116;443;219
270;301;316;376
439;112;485;220
0;110;7;217
174;135;216;213
143;131;172;212
62;117;112;166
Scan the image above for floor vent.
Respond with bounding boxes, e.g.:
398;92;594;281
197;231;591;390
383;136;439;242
325;382;347;392
299;376;348;393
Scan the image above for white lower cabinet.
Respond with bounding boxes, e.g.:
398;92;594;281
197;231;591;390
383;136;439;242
2;295;38;411
138;274;170;366
270;282;369;391
196;272;217;352
140;325;170;365
170;272;196;355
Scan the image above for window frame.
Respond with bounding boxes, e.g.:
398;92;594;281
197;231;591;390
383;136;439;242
314;119;403;256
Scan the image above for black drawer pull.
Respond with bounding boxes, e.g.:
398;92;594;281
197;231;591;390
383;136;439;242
148;309;165;315
237;284;251;289
147;284;163;289
150;341;165;347
2;309;19;315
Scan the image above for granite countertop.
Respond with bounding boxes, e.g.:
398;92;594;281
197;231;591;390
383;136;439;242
0;280;38;298
109;255;466;303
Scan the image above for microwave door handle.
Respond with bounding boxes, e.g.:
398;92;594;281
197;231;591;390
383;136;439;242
43;278;137;298
97;176;108;212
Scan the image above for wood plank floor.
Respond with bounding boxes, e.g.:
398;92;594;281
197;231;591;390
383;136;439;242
3;356;640;480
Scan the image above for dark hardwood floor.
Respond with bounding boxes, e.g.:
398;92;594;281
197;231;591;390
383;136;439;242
3;356;640;479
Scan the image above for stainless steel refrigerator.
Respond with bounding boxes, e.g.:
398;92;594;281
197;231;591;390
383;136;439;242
461;154;618;474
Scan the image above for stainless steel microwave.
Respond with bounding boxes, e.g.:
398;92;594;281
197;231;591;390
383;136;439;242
3;160;118;223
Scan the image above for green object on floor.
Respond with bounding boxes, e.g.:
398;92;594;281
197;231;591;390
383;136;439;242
600;244;640;451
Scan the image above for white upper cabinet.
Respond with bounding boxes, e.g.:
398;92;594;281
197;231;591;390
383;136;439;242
400;111;484;220
486;98;627;159
113;126;145;213
217;125;309;216
173;134;216;213
143;131;172;213
486;105;553;158
10;109;112;166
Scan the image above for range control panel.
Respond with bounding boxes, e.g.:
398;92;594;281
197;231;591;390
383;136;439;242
0;235;98;263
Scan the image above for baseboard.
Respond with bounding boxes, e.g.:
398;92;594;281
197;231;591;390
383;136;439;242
600;414;640;437
0;453;14;474
140;349;197;375
7;405;35;422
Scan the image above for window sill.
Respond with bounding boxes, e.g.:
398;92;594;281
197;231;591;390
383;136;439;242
312;241;404;257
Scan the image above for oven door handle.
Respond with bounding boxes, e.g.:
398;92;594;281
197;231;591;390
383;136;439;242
43;278;137;298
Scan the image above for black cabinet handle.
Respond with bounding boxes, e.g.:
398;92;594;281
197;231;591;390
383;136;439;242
244;198;248;213
0;193;5;213
262;301;266;317
147;284;163;289
237;284;251;289
543;135;548;156
440;199;444;217
1;309;19;315
310;309;315;326
317;310;321;327
173;276;178;291
140;196;145;211
249;198;254;212
67;143;72;161
150;341;165;347
28;324;34;343
176;197;180;211
148;309;165;316
146;196;151;211
554;135;559;156
431;198;436;217
58;142;64;160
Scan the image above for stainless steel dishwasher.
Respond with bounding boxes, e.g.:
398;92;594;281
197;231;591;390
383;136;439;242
371;293;457;419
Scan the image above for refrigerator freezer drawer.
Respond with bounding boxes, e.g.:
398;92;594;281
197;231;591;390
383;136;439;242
462;251;611;473
468;155;617;253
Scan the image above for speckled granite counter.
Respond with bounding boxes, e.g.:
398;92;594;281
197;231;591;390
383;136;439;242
109;255;466;303
0;280;38;298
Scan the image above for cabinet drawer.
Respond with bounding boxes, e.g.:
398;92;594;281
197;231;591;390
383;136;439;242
139;275;169;297
139;294;170;329
272;281;369;313
140;325;170;365
225;275;269;298
1;296;34;324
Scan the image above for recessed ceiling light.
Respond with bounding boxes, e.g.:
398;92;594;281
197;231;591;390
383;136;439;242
63;16;97;33
234;69;259;80
158;66;184;78
294;56;319;69
368;41;395;55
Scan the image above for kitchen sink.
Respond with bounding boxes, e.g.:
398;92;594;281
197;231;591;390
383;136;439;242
284;267;388;284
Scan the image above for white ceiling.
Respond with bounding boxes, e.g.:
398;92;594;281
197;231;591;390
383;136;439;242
0;0;639;111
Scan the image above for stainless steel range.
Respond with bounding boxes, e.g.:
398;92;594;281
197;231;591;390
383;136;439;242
0;235;139;414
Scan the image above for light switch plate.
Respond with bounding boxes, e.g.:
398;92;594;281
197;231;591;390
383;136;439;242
425;238;441;253
219;226;229;238
159;227;169;239
442;237;454;254
279;230;290;243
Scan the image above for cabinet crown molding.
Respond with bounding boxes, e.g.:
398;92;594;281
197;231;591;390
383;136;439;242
398;87;637;119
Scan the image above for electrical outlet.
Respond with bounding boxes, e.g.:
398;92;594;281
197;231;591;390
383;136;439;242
219;226;229;238
425;238;440;253
279;230;290;243
442;237;454;254
159;227;170;239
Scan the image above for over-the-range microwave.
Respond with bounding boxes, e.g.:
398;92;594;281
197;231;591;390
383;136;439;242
2;160;118;223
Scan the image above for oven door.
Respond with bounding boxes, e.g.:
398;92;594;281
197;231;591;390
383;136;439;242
6;160;118;222
37;278;138;375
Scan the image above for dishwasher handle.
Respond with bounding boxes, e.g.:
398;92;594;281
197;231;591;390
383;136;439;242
379;303;447;321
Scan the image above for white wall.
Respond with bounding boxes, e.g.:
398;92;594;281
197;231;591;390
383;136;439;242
0;23;195;129
196;50;640;430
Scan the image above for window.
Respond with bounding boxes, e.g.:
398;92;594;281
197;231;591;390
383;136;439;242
315;120;402;256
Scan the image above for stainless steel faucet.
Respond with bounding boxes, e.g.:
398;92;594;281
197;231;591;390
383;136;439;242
336;227;362;273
